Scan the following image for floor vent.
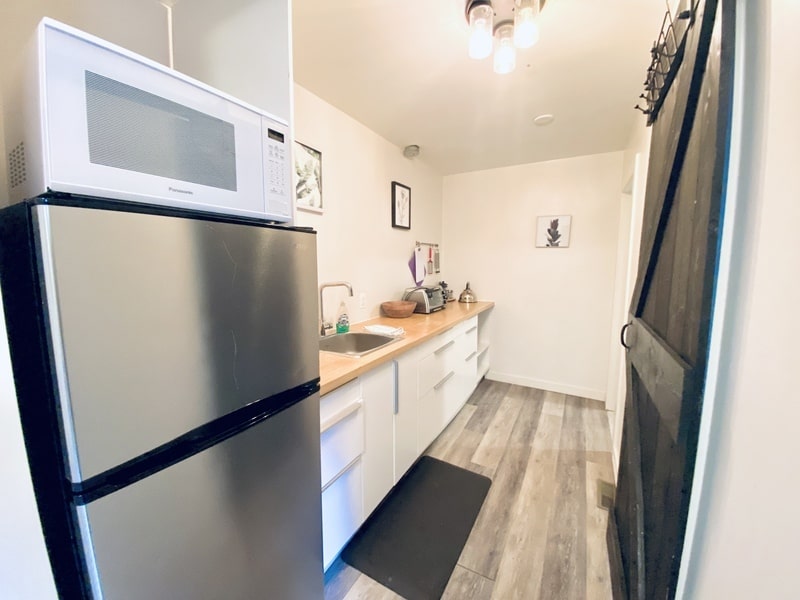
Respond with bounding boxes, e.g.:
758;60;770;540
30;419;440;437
597;479;615;511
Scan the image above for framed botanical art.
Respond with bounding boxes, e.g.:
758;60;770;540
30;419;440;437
294;141;323;213
391;181;411;229
536;215;572;248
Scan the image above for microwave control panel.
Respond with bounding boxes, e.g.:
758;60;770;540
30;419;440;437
264;127;290;219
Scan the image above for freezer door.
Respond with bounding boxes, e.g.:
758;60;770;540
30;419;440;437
34;204;319;481
81;393;323;599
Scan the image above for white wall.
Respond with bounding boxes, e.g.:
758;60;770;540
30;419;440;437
679;1;800;597
0;290;57;600
0;0;170;206
173;0;291;121
0;3;169;595
293;85;444;326
0;1;65;206
442;152;624;400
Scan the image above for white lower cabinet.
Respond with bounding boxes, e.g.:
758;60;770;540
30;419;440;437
477;309;492;380
319;379;364;570
453;317;479;414
416;331;457;453
418;376;452;452
321;458;362;569
361;362;395;517
393;347;421;482
416;316;478;453
320;308;493;571
319;363;395;570
320;403;364;488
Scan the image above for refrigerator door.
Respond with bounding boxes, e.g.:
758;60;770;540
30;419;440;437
34;204;319;481
81;393;323;599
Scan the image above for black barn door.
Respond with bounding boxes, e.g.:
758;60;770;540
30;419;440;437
609;1;735;598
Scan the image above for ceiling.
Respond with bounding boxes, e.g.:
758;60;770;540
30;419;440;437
292;0;666;175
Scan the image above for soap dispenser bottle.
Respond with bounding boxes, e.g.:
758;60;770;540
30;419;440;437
336;301;350;334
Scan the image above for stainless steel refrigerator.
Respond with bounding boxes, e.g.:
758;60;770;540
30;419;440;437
0;197;323;599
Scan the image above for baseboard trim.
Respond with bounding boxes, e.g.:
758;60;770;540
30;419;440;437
485;370;606;402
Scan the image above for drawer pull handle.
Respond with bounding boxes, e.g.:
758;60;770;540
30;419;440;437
465;351;477;362
393;362;399;415
320;400;363;434
321;456;361;493
466;326;478;334
435;340;455;355
434;371;456;390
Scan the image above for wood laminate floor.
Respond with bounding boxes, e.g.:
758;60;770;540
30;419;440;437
324;379;616;600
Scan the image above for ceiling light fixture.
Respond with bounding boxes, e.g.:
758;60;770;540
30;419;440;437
403;144;420;159
467;2;494;59
466;0;545;74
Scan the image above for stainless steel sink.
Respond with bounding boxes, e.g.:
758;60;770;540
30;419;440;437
318;332;397;357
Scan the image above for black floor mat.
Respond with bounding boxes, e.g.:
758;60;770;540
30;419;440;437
341;456;491;600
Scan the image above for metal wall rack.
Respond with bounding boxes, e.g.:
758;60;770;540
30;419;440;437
635;2;695;125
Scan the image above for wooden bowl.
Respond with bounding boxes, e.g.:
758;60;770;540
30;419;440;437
381;300;416;318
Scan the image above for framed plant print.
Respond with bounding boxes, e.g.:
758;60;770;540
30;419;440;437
294;141;323;213
536;215;572;248
391;181;411;229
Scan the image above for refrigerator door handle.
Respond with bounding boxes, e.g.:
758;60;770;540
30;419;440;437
73;380;320;505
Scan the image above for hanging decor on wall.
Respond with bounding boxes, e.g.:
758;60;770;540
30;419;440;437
294;141;323;213
391;181;411;229
634;3;694;124
536;215;571;248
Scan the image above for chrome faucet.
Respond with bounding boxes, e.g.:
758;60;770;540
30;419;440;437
319;281;353;336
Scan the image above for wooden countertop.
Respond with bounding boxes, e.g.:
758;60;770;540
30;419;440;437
319;301;494;396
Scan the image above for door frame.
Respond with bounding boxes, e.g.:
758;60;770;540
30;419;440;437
675;0;760;595
608;147;650;473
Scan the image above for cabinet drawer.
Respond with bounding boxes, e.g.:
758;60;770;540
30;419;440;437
417;369;455;452
320;379;361;425
418;337;457;394
320;402;364;489
454;323;478;361
461;350;478;381
321;458;363;570
459;351;479;402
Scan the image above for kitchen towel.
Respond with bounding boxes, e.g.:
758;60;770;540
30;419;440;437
364;325;405;337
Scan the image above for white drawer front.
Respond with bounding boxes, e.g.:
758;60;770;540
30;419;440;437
461;351;478;383
320;404;364;489
418;338;457;394
454;323;478;362
320;379;361;426
321;459;363;570
452;315;478;337
417;369;456;452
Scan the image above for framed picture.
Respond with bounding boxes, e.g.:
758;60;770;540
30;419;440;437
294;141;323;213
536;215;572;248
391;181;411;229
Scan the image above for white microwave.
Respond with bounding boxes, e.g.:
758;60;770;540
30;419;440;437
5;18;292;221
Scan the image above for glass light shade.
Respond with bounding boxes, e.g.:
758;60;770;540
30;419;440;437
468;3;494;60
514;2;540;49
494;22;516;74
